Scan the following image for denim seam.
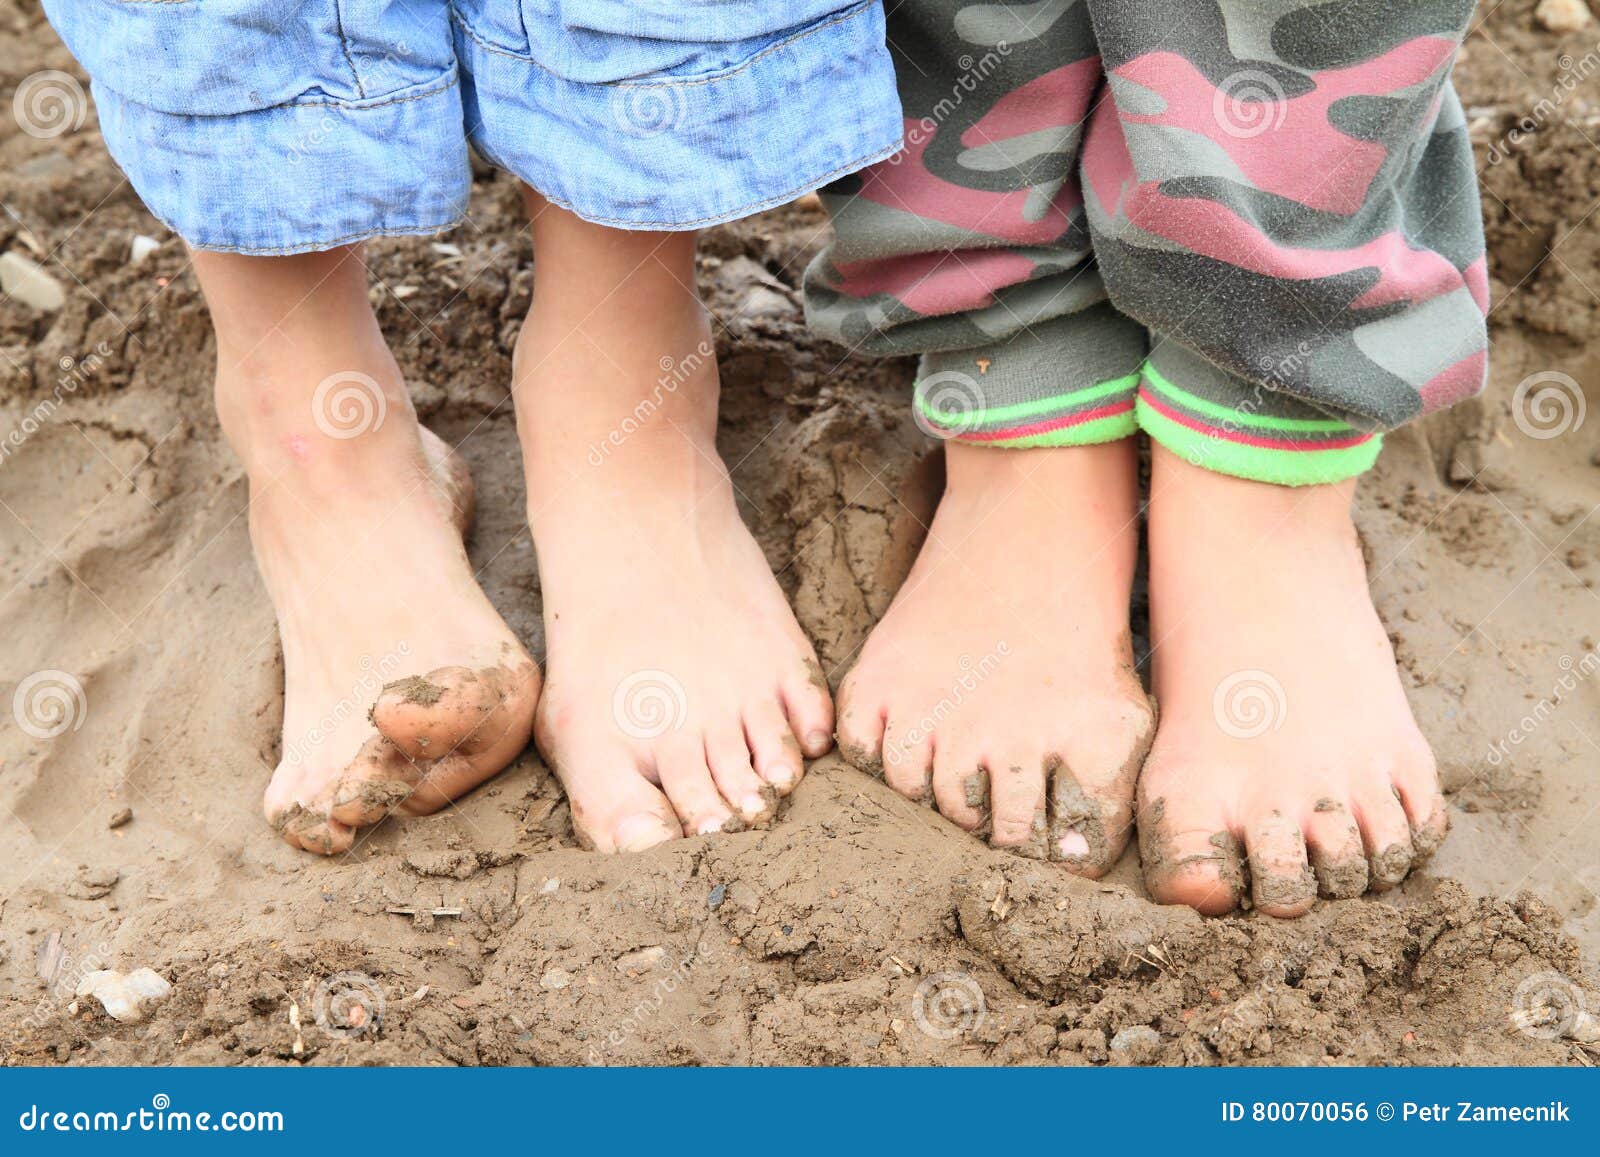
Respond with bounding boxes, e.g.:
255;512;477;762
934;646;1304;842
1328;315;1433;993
92;69;457;117
511;137;903;230
331;0;368;99
177;218;466;256
448;1;876;89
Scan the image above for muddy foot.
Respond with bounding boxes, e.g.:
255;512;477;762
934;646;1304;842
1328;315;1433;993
255;422;538;855
835;440;1154;875
1137;444;1448;917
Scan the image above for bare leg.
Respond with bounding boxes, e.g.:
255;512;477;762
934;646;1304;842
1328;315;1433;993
1137;444;1448;916
196;245;538;854
513;194;832;852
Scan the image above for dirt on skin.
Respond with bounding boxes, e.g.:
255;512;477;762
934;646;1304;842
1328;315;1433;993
2;1;1599;1066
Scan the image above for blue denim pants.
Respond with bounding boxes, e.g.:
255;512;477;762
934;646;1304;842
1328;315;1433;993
44;1;904;253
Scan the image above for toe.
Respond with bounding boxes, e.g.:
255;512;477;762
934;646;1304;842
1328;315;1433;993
1245;810;1316;917
1355;783;1415;891
706;723;775;825
1137;785;1245;915
273;805;355;856
1047;699;1153;876
881;711;935;804
547;736;679;853
744;700;804;795
986;756;1048;856
373;661;535;762
1392;749;1449;863
931;739;987;833
833;675;886;778
655;733;738;836
1303;797;1368;899
782;660;835;758
328;735;421;826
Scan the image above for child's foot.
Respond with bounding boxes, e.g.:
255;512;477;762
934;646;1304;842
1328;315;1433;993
198;248;538;855
1137;445;1449;916
835;440;1154;874
515;202;832;852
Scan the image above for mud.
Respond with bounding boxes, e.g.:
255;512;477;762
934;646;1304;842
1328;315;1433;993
3;1;1600;1065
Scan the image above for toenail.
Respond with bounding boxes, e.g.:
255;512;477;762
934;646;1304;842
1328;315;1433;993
1058;830;1091;858
805;730;832;754
741;792;768;818
697;816;726;836
766;765;795;788
615;814;673;852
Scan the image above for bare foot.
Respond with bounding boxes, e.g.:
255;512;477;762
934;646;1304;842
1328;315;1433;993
835;440;1154;874
198;247;538;855
1137;444;1448;916
514;199;832;852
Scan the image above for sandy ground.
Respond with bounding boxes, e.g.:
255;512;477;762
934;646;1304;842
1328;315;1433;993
3;1;1600;1066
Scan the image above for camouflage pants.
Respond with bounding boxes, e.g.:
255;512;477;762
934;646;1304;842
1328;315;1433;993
802;0;1487;485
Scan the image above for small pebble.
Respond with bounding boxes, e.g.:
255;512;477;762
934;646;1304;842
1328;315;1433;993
1108;1024;1162;1065
1536;0;1592;33
707;883;727;909
0;251;65;312
128;235;161;265
108;808;133;830
540;967;573;990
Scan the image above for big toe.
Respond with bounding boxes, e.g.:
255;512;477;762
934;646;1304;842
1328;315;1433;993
551;736;681;854
372;658;537;763
1138;785;1244;915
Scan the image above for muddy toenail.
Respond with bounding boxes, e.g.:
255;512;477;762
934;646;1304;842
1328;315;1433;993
766;765;795;788
1058;830;1091;858
805;730;832;755
741;793;768;818
615;814;674;852
696;816;726;836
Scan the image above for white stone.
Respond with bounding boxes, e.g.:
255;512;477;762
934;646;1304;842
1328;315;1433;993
1536;0;1593;33
0;251;66;312
75;968;172;1024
